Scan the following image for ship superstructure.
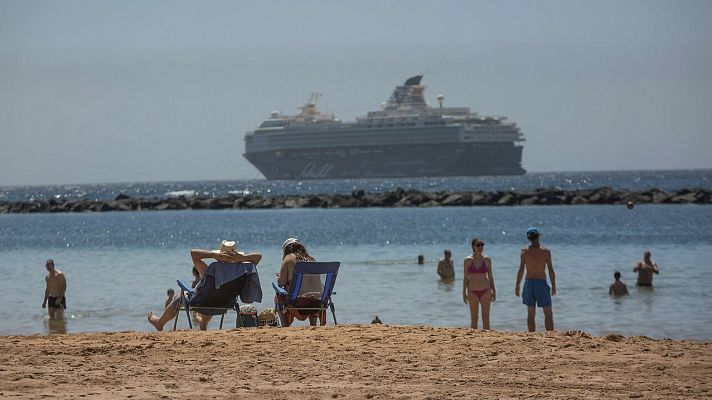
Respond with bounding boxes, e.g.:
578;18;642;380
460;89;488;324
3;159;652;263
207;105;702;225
243;76;525;179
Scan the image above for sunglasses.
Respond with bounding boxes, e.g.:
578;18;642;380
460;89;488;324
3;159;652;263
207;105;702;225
475;243;485;248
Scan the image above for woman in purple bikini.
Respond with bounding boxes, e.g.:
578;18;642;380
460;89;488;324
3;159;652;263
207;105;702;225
463;238;496;329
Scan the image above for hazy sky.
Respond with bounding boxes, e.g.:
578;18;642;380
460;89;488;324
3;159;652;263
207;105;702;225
1;0;710;186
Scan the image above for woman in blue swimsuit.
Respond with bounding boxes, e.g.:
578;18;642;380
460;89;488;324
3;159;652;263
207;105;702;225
463;238;497;329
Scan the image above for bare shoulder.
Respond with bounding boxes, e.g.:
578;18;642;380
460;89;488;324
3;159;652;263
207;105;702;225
520;247;528;254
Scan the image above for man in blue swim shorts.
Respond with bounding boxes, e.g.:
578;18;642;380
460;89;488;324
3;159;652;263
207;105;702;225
515;228;557;331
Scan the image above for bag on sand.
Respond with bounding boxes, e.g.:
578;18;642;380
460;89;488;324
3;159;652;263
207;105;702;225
258;308;278;326
237;305;258;327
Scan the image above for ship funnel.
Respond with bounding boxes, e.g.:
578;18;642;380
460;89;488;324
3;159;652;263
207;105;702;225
404;75;423;86
437;94;444;109
270;111;280;118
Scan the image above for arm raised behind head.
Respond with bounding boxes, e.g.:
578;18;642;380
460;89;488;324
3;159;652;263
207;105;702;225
235;252;262;265
191;249;263;273
190;249;262;276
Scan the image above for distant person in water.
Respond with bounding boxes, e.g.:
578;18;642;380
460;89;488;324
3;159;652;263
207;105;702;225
42;259;67;320
609;271;629;296
463;239;496;329
437;249;455;281
165;288;175;309
515;228;556;332
634;251;659;287
147;240;262;331
417;254;425;265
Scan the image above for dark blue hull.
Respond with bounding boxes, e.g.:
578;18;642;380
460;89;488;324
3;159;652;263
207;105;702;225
244;142;525;180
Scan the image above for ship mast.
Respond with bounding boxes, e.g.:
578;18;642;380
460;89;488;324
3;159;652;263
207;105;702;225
299;92;322;116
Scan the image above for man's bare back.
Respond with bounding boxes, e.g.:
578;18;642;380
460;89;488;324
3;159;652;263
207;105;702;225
609;281;629;296
521;246;551;280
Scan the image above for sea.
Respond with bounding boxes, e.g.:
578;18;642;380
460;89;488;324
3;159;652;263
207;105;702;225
0;170;711;339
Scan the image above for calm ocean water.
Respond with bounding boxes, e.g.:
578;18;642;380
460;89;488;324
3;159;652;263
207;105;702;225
1;201;711;339
1;169;711;202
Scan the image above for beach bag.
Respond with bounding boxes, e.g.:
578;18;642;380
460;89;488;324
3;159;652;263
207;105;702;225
258;308;278;327
237;304;258;327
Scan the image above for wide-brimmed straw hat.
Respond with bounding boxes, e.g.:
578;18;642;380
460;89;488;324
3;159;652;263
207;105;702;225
213;240;238;255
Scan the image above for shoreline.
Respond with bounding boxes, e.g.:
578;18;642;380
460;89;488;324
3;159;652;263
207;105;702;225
1;187;710;214
1;325;710;399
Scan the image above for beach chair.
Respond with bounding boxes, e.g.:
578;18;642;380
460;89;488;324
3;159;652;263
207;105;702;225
173;262;262;330
272;261;340;327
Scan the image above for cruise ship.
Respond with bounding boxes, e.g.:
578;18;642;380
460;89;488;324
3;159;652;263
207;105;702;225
243;76;525;180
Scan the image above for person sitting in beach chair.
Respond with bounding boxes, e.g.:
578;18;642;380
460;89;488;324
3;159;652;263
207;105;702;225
273;238;340;327
147;240;262;331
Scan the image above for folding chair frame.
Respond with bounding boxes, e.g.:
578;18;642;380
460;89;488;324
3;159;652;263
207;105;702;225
172;280;244;330
272;261;340;327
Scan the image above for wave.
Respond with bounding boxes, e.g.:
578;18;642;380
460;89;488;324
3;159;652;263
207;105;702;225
228;189;252;196
165;190;197;198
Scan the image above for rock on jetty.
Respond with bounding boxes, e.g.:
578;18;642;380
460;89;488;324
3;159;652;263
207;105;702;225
0;187;710;214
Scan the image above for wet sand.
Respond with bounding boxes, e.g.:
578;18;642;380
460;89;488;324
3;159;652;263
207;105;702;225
1;325;710;399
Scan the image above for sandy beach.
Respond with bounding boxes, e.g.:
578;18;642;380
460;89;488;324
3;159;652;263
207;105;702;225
0;325;710;399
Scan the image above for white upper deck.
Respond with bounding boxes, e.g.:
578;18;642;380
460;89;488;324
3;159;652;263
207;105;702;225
245;76;524;151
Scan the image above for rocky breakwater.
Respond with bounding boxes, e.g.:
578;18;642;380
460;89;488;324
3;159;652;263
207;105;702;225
0;187;710;214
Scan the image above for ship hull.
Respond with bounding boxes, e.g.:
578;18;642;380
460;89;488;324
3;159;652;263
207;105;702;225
244;142;525;180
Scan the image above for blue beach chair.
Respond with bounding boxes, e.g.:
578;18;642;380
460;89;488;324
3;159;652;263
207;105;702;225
173;262;262;330
272;261;340;327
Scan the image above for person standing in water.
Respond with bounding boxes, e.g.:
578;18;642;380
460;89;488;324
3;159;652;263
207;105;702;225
437;249;455;281
634;251;659;287
515;228;556;332
463;239;496;329
42;259;67;320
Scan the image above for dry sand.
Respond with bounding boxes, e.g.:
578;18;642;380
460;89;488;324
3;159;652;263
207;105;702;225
1;325;710;399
